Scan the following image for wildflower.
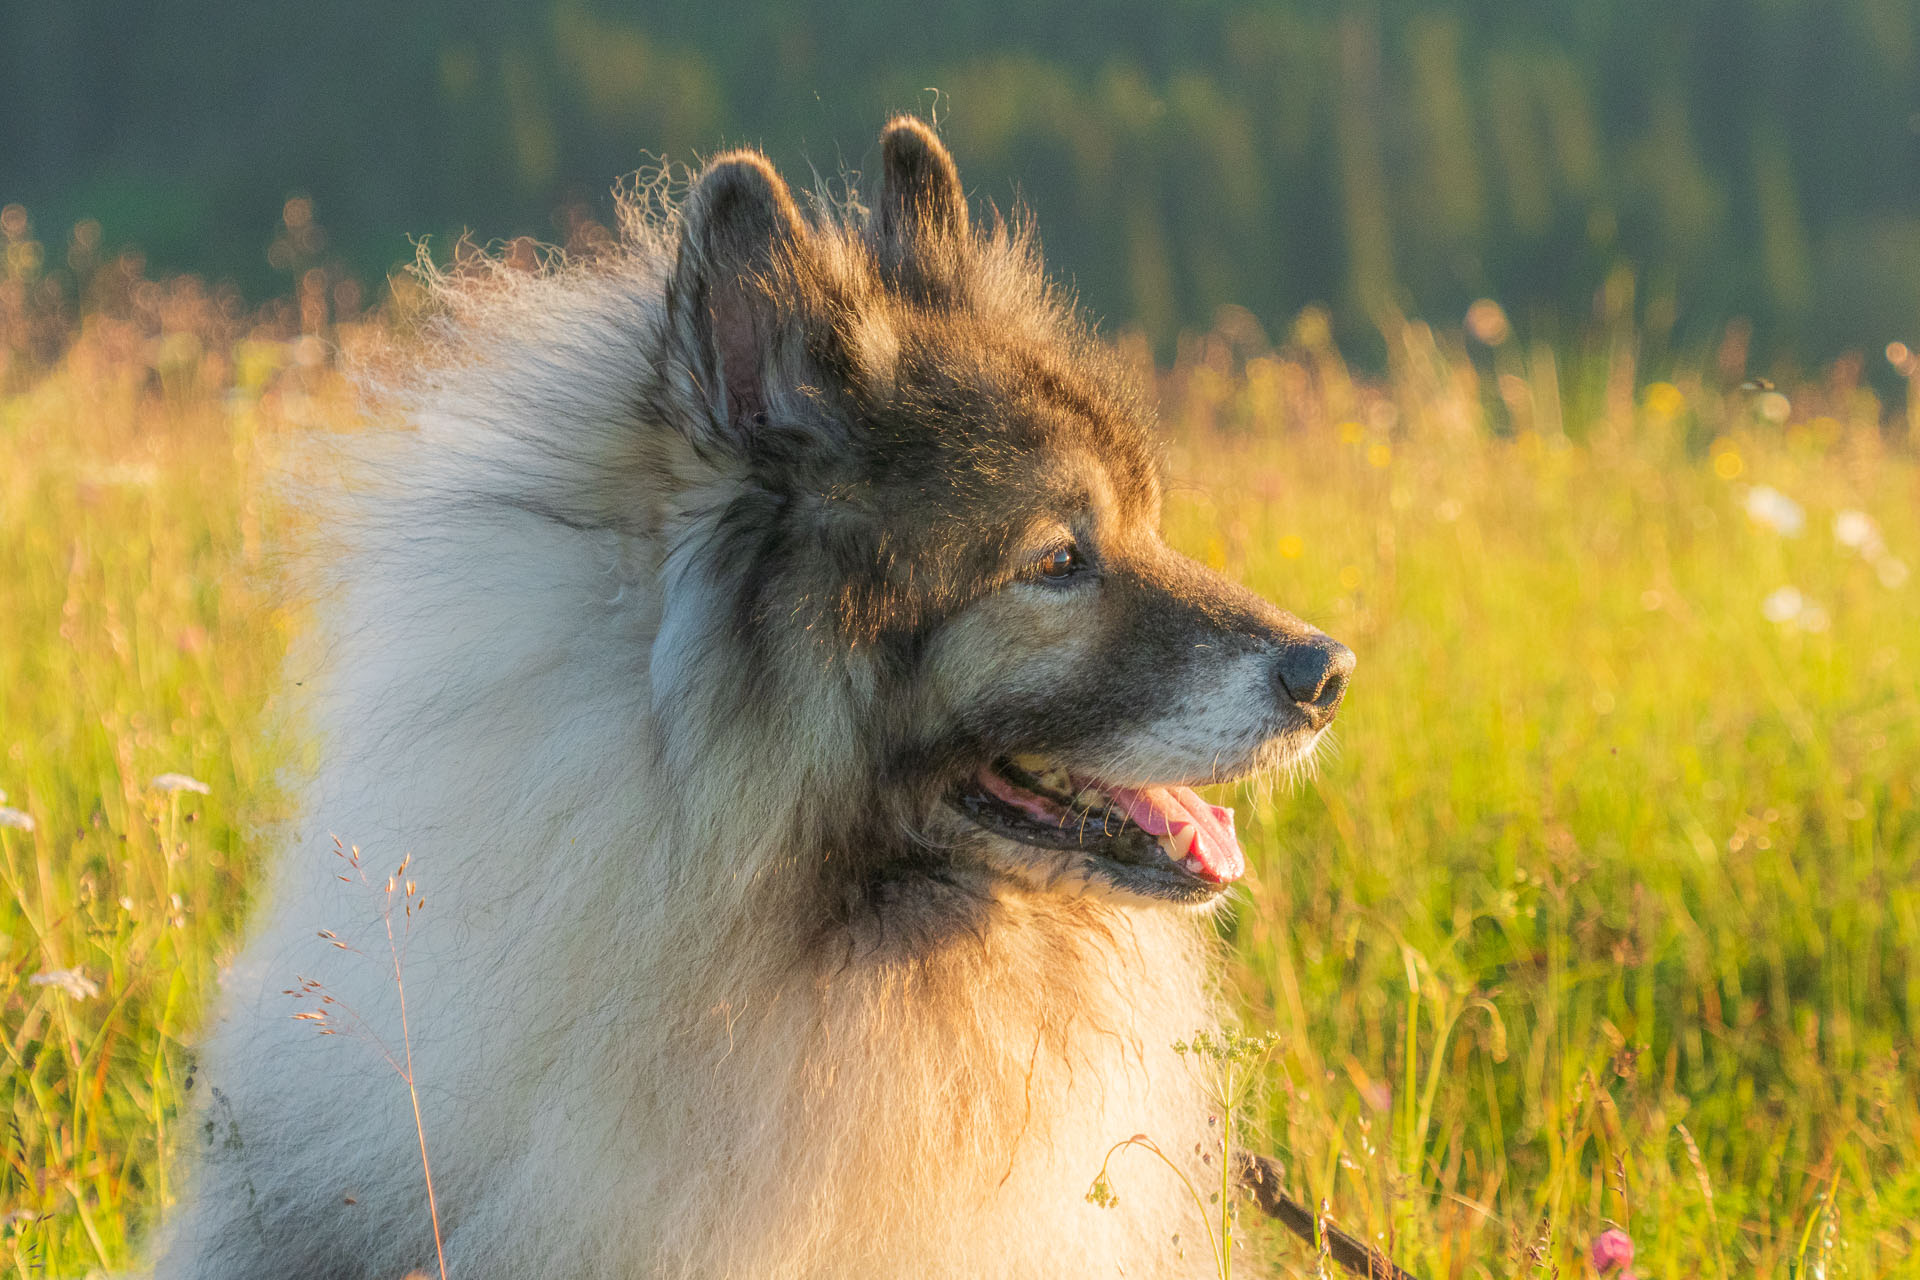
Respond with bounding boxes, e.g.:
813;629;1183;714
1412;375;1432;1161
1761;586;1805;624
1829;508;1909;586
1743;485;1805;536
1759;585;1828;632
1589;1227;1634;1276
1755;390;1792;423
1643;382;1686;418
0;807;33;832
1465;299;1510;345
151;772;211;795
1833;510;1878;550
30;968;100;1000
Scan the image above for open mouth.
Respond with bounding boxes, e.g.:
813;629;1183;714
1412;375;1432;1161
950;756;1247;903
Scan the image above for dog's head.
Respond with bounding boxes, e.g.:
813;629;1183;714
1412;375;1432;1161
651;118;1350;908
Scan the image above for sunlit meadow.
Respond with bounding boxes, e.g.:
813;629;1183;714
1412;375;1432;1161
4;210;1919;1277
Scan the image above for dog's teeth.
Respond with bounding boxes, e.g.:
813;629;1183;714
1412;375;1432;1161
1159;824;1198;860
1074;788;1109;810
1008;757;1074;794
1181;855;1204;874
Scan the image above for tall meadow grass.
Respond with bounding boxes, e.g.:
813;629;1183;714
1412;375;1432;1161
3;227;1917;1276
1159;313;1920;1276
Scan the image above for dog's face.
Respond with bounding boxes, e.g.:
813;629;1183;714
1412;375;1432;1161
915;442;1348;905
657;119;1350;907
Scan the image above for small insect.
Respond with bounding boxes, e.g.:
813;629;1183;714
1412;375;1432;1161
1738;377;1776;392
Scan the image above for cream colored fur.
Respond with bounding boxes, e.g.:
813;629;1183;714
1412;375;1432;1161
154;185;1231;1279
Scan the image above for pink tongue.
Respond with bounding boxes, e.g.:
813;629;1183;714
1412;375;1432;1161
974;769;1246;885
1105;784;1245;884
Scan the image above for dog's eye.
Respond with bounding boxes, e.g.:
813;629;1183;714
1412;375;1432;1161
1036;543;1082;582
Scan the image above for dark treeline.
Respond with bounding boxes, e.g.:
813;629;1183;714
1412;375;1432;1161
4;0;1918;362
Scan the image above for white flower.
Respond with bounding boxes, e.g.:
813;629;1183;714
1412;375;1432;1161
150;773;211;795
1878;557;1910;589
1744;486;1805;536
30;969;100;1000
1833;509;1878;549
1761;585;1832;631
1762;586;1806;624
0;807;33;832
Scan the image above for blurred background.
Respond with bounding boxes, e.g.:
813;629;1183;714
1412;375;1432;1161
5;0;1920;367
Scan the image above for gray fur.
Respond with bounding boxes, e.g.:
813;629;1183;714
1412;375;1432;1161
153;118;1346;1279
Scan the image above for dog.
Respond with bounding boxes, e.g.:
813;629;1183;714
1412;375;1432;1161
155;116;1351;1279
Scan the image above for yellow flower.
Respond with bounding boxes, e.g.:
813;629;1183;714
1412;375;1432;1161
1643;382;1686;418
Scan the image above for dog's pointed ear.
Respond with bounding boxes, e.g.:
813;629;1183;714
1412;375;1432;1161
665;150;807;446
876;116;968;246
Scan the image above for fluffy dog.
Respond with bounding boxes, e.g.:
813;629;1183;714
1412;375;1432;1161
157;116;1351;1279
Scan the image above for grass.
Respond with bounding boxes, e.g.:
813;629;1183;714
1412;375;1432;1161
3;231;1919;1276
1160;315;1920;1276
0;279;309;1269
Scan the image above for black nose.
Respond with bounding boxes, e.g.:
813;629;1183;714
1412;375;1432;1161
1274;635;1354;728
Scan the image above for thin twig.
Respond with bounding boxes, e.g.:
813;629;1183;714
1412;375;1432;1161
1237;1152;1422;1280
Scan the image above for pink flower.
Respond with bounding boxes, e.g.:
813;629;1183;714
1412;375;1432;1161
1590;1228;1634;1275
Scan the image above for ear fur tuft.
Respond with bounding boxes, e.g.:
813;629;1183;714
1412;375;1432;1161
877;116;968;244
